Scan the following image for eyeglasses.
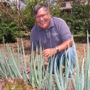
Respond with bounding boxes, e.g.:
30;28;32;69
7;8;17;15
35;13;48;19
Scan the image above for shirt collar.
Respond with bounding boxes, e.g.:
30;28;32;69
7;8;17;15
48;16;54;29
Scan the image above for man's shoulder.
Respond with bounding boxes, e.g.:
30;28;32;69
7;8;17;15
51;16;66;26
52;16;66;25
52;17;64;22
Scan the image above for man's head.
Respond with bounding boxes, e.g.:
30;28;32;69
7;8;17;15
33;4;51;30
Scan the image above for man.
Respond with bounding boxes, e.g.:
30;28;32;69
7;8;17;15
30;4;76;74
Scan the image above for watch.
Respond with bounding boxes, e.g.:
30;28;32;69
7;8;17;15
55;47;59;53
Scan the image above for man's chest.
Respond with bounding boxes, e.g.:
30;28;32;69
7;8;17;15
37;28;62;48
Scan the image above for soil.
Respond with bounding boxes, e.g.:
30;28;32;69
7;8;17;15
0;38;87;90
0;38;87;61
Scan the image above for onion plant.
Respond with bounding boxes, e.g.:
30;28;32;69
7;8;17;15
0;32;90;90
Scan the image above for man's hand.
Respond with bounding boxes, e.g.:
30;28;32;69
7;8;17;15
42;48;56;62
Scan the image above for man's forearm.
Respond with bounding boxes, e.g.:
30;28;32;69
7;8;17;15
55;39;73;54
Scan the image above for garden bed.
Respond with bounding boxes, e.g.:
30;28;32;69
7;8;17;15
0;38;88;90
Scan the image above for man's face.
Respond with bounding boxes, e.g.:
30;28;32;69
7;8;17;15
35;7;51;30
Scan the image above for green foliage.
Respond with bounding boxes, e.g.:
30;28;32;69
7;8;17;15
0;4;24;43
0;20;23;43
21;0;35;29
0;0;90;43
60;3;90;36
50;1;61;17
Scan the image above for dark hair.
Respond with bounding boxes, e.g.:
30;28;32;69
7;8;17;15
33;4;50;16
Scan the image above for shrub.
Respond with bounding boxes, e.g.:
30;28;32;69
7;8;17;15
0;3;24;43
60;3;90;36
0;20;23;43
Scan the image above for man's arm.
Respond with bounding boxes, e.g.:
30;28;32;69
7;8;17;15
55;39;73;53
42;39;73;62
